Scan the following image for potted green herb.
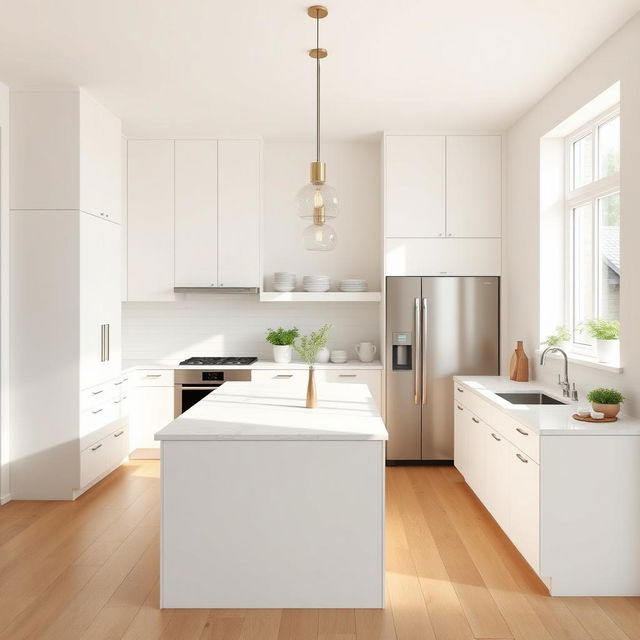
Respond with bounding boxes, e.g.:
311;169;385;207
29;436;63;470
581;318;620;363
266;327;299;364
586;387;624;418
542;325;571;350
293;323;332;408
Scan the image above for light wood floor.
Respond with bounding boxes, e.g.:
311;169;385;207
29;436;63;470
1;461;639;640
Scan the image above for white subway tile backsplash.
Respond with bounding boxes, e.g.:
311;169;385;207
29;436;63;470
122;294;380;361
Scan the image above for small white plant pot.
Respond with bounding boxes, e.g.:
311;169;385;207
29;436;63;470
272;344;293;364
596;339;619;363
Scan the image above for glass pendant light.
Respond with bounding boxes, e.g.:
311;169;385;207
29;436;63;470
295;5;338;251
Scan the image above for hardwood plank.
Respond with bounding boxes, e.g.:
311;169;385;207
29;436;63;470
277;610;318;640
385;471;436;640
392;468;474;640
239;610;282;640
594;598;640;640
403;467;511;639
120;581;172;640
201;612;245;640
562;598;632;640
158;609;211;640
354;586;396;640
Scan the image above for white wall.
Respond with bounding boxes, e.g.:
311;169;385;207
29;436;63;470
262;141;381;289
0;82;9;502
122;140;382;363
505;12;640;414
122;295;379;362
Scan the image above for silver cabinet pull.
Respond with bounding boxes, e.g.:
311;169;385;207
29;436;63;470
457;386;464;393
114;381;123;386
274;374;293;379
91;389;104;396
338;374;357;378
91;408;104;414
414;297;421;405
91;443;103;451
114;431;125;438
456;404;463;411
472;417;480;424
100;324;105;362
422;297;428;406
491;432;501;441
113;399;121;404
516;427;529;436
145;374;162;378
105;324;110;362
516;453;529;463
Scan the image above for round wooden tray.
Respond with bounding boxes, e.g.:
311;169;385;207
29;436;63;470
572;413;617;423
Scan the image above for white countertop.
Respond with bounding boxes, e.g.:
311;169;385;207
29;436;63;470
123;359;383;374
155;381;388;441
454;376;640;436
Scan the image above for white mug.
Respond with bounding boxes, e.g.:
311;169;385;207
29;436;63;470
355;342;376;363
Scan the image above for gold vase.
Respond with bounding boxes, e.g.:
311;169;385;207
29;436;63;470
306;366;317;409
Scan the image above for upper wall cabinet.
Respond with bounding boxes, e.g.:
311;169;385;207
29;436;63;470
384;134;501;239
174;140;219;287
127;139;261;301
217;140;261;288
10;90;122;222
446;136;502;238
127;140;176;302
384;136;446;238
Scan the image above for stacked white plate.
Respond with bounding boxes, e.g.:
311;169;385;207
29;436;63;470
303;275;330;292
273;272;296;292
339;279;368;292
330;350;348;364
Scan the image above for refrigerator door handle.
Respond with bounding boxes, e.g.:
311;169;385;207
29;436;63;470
422;297;428;405
414;297;421;404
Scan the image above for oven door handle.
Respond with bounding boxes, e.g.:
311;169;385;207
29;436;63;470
179;386;223;391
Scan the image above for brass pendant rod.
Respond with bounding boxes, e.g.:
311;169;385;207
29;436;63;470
316;13;320;163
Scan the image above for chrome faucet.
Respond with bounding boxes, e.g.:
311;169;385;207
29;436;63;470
539;347;578;400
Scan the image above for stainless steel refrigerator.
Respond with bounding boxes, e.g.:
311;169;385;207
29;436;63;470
385;276;500;462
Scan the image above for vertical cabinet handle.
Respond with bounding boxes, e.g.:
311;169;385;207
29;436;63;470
414;297;421;405
106;324;110;362
100;324;105;362
422;297;428;406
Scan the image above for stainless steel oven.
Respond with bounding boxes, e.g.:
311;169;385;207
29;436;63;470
174;369;252;417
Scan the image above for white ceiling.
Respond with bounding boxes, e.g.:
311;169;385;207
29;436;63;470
0;0;638;140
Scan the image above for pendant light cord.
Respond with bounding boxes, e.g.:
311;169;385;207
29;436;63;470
316;13;320;163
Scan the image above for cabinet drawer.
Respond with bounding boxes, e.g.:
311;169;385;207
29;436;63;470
135;369;175;386
81;380;115;411
80;401;119;439
251;370;308;384
80;426;129;489
504;418;539;464
322;370;382;410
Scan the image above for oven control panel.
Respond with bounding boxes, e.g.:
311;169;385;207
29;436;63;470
202;371;224;381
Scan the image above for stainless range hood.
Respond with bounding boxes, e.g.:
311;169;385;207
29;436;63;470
173;287;260;294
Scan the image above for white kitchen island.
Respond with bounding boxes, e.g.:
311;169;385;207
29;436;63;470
155;380;387;609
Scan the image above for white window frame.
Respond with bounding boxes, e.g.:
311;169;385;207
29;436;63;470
564;104;620;357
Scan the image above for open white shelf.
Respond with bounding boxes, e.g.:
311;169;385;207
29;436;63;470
260;291;382;303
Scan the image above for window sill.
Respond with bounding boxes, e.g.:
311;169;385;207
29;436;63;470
536;348;623;374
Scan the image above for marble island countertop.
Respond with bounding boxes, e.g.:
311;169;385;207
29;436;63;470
454;376;640;436
155;381;388;441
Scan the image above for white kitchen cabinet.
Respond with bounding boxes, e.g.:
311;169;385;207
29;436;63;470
384;135;446;238
11;89;121;221
508;446;540;572
217;140;261;288
127;140;175;301
445;136;501;238
129;371;175;456
175;140;218;287
454;379;640;596
10;210;124;499
385;237;501;276
80;214;121;388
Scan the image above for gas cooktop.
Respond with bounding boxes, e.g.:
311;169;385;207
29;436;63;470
178;356;258;366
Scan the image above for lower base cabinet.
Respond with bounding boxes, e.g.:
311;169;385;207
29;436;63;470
454;380;640;596
80;425;129;490
129;370;175;456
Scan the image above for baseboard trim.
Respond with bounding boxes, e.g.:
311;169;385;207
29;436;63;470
0;492;12;505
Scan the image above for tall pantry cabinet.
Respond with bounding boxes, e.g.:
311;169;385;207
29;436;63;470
10;90;127;500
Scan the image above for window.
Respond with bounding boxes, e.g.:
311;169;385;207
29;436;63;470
566;107;620;352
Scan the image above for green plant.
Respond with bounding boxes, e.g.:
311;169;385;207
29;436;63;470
265;327;299;346
542;325;571;346
581;318;620;340
293;324;332;365
587;388;625;405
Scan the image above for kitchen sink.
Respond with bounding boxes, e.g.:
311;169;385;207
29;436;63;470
495;392;567;405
